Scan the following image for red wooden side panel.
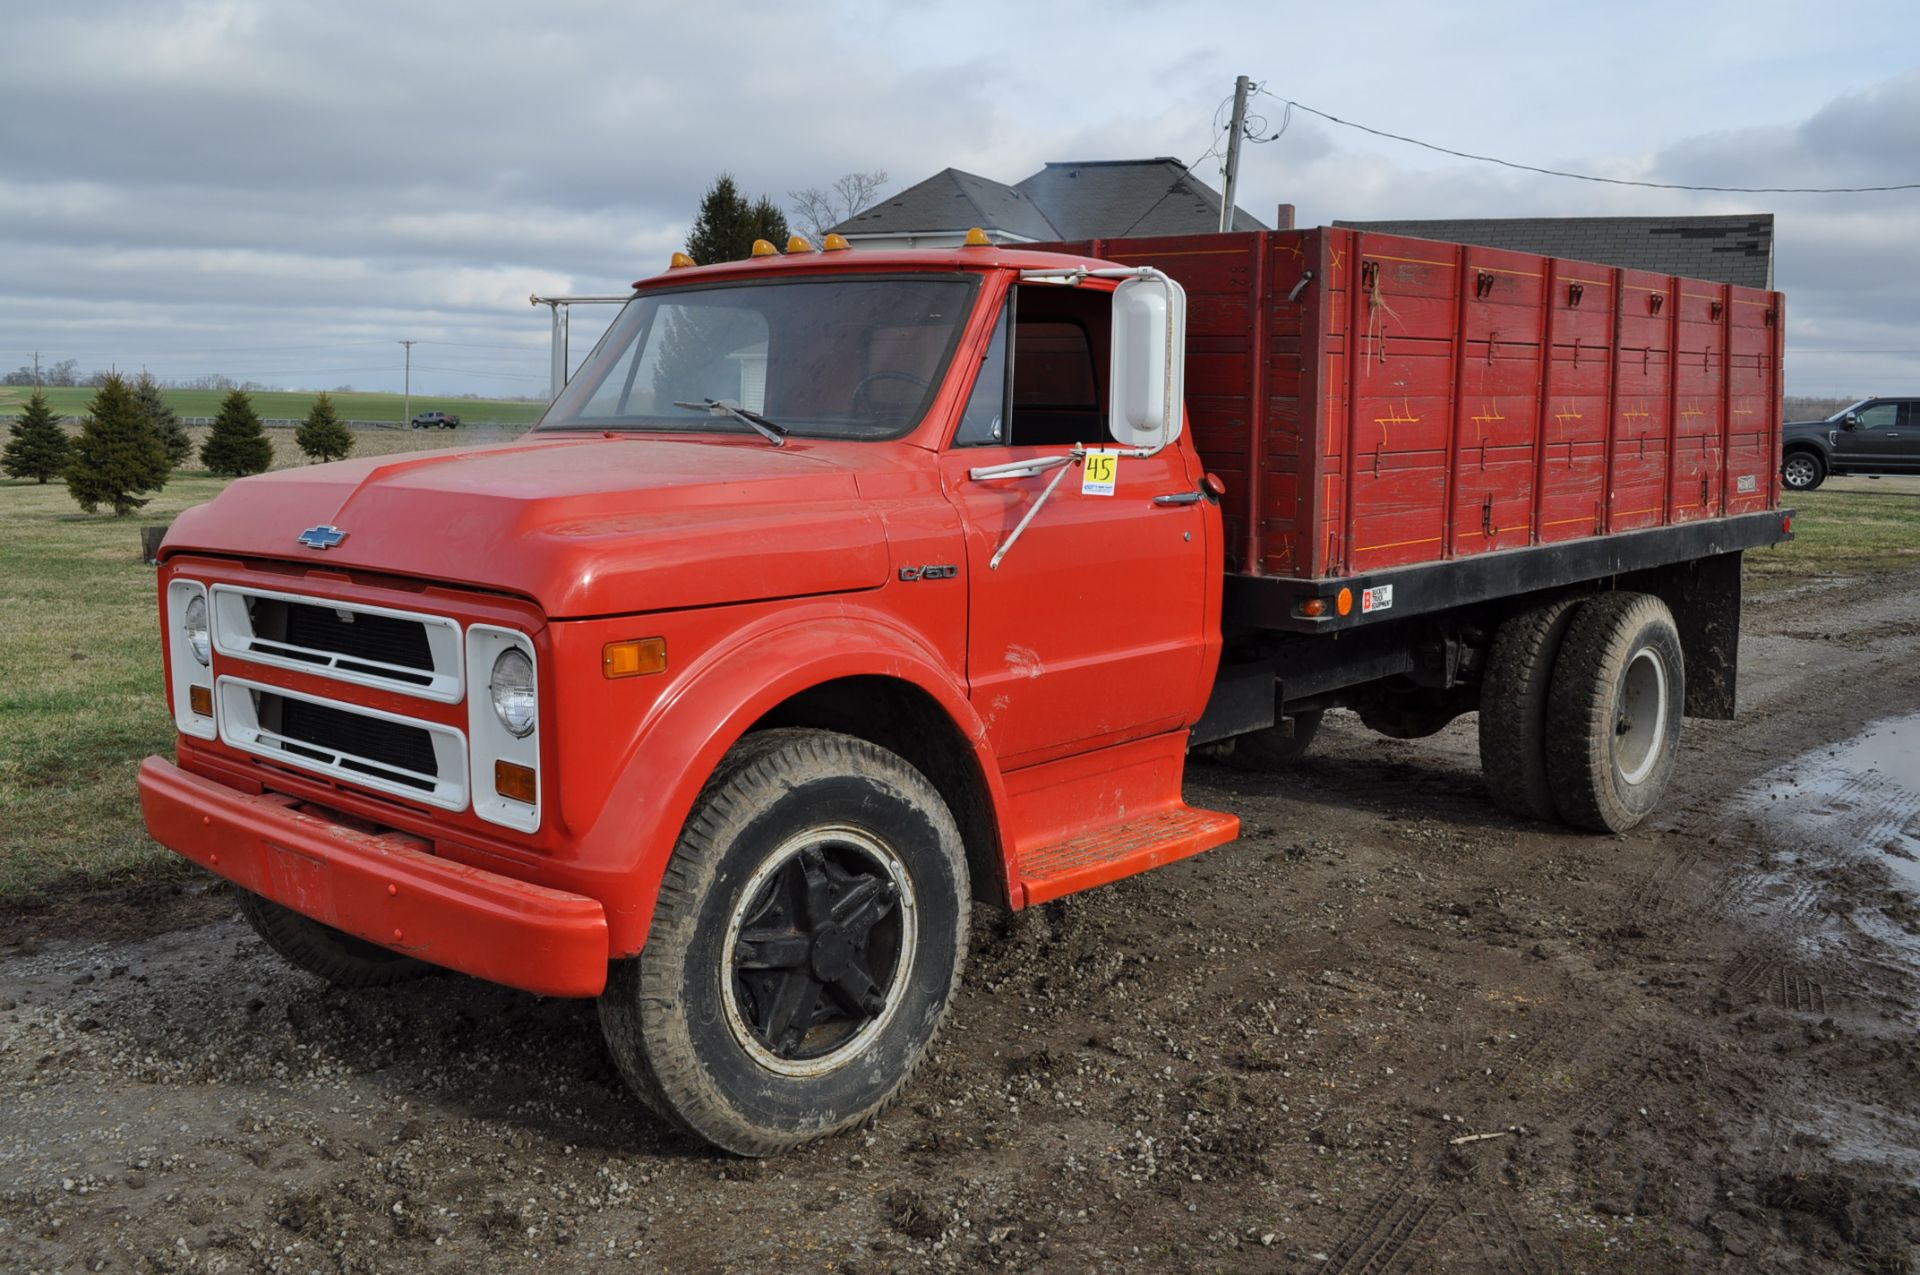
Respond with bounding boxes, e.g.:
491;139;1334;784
1536;260;1613;543
1725;285;1783;514
1339;232;1461;573
1610;268;1676;534
1451;245;1547;559
1669;280;1728;522
1037;228;1782;583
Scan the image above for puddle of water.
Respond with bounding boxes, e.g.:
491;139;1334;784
1735;712;1920;884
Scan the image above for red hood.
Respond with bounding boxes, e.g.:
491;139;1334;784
161;434;890;618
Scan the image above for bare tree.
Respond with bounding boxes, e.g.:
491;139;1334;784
788;170;890;242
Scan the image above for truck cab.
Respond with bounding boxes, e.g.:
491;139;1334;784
140;236;1236;1155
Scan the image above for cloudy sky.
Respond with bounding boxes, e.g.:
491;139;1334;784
3;0;1916;401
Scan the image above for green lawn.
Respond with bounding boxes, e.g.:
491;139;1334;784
0;385;547;427
1745;484;1920;592
0;475;228;899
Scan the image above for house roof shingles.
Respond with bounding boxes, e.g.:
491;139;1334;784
1014;158;1265;238
834;158;1264;241
837;168;1060;241
1332;214;1774;289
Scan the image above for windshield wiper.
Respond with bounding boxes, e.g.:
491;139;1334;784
671;398;787;446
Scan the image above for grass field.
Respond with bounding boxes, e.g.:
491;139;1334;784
0;426;524;901
0;385;548;427
0;460;1914;904
1745;478;1920;592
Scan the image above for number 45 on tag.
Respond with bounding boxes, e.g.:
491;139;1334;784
1081;450;1119;496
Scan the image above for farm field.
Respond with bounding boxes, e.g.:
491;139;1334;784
0;385;547;426
0;423;526;899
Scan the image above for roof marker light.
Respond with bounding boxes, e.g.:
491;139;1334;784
786;235;814;254
822;233;851;251
963;227;992;247
668;251;695;269
750;239;778;257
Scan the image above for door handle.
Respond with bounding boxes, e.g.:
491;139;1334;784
1153;491;1203;506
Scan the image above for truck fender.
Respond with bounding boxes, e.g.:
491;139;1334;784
583;609;1013;956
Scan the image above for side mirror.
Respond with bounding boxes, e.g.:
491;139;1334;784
1108;274;1187;451
1843;413;1860;429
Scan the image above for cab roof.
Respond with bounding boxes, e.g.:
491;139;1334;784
631;244;1119;291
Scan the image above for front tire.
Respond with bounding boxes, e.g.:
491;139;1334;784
1544;593;1685;833
598;729;969;1156
1781;450;1825;491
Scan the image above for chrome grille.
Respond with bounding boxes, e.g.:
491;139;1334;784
216;676;469;811
209;585;463;702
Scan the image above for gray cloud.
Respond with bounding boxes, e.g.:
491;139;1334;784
1;0;1915;397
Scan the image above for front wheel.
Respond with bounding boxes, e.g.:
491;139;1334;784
1781;451;1825;491
598;729;969;1156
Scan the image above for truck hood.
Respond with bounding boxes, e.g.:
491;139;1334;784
161;434;890;618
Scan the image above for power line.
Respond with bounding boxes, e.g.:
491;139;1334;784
1252;87;1920;194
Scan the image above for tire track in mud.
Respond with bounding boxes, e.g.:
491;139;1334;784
1317;1170;1456;1274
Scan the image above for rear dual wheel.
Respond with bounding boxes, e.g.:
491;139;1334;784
598;729;969;1156
1478;592;1684;832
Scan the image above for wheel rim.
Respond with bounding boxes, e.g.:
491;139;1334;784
1783;456;1816;488
1614;646;1669;786
720;824;917;1078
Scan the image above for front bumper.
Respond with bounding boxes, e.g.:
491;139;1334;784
138;757;609;997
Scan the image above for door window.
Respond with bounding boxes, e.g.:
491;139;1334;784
953;284;1110;448
1855;402;1898;429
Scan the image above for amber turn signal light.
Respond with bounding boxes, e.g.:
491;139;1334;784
495;760;537;805
603;637;667;679
1299;598;1328;618
189;684;212;717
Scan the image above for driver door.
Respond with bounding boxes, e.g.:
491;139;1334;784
1832;400;1902;469
940;290;1212;770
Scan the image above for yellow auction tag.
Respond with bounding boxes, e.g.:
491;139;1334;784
1081;450;1118;496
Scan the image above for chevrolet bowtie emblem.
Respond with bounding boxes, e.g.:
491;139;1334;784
297;525;347;550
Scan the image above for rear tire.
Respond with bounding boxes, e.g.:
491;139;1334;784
1545;593;1685;833
235;890;431;987
1478;595;1586;821
598;729;969;1156
1223;709;1322;770
1781;450;1825;491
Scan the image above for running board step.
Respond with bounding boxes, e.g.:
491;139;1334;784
1015;806;1240;906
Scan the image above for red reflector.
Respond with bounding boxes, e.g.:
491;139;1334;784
1782;514;1793;533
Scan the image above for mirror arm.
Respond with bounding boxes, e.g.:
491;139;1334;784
975;447;1084;570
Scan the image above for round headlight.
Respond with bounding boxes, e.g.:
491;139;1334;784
183;593;211;666
490;648;536;738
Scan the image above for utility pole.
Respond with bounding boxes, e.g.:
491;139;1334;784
32;351;40;388
1218;74;1251;234
398;340;416;425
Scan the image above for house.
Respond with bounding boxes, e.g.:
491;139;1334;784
832;158;1267;248
1332;214;1775;290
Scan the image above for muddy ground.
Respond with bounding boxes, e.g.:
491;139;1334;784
6;572;1920;1274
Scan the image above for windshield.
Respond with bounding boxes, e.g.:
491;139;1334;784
538;274;979;439
1826;399;1873;422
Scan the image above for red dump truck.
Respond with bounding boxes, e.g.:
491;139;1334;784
138;226;1789;1153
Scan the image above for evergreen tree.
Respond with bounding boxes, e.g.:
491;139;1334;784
199;389;274;477
2;390;70;483
133;372;193;468
63;374;170;514
685;174;793;263
295;392;354;463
